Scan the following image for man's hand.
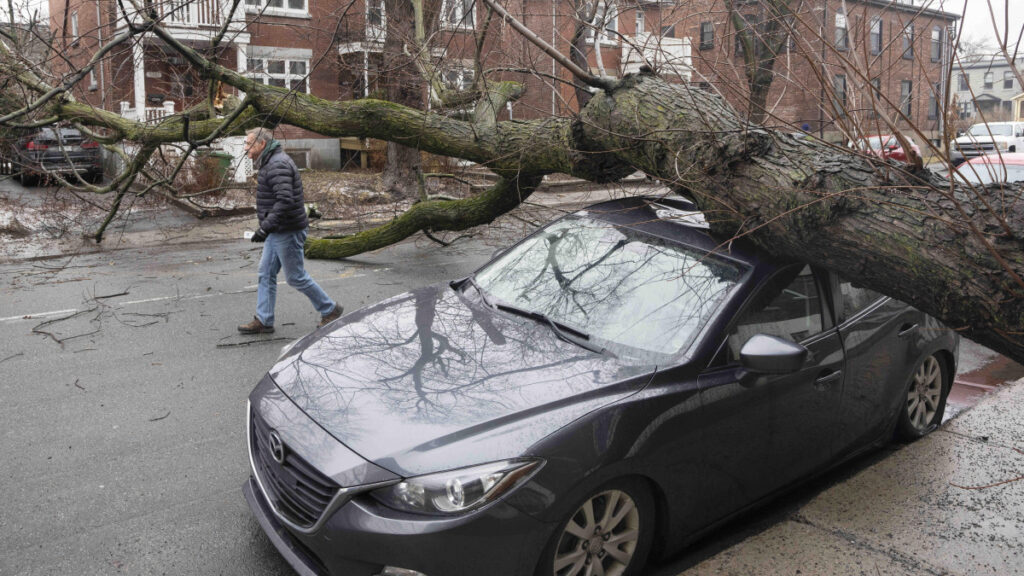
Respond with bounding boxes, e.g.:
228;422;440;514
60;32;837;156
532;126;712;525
251;228;268;243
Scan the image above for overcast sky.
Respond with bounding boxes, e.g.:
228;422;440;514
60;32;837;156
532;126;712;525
935;0;1023;50
3;0;1021;54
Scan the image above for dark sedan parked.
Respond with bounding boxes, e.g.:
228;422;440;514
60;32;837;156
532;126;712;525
6;127;103;185
244;196;957;576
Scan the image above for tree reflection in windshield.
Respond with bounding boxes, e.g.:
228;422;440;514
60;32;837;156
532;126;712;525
475;217;744;361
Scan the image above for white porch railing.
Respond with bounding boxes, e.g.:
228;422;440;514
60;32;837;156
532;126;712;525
622;34;693;81
120;101;177;123
115;0;248;38
158;0;222;27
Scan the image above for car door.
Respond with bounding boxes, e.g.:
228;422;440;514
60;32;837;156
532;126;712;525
831;275;921;458
697;264;844;522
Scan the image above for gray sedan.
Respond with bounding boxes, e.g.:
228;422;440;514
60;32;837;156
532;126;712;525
244;196;957;576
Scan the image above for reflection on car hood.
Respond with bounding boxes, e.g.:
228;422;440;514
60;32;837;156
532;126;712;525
270;284;654;476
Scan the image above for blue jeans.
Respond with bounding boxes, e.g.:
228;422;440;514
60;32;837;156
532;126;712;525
256;229;335;327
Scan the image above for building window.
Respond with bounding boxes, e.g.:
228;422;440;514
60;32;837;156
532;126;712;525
635;10;644;35
869;77;881;118
444;67;474;91
70;11;79;44
984;71;994;89
699;21;714;50
833;74;847;116
441;0;475;29
88;69;97;91
248;58;310;93
367;0;385;36
930;26;942;62
1005;71;1015;90
870;17;882;55
245;0;307;14
900;80;912;117
834;9;848;50
959;73;969;91
959;100;973;119
928;82;940;119
586;2;618;44
901;24;913;59
661;25;675;37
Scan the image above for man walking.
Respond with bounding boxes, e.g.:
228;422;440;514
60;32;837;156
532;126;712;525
238;127;342;334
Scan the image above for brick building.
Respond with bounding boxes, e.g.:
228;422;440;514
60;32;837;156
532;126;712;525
47;0;957;172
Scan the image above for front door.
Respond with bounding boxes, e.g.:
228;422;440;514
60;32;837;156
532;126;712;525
698;265;844;522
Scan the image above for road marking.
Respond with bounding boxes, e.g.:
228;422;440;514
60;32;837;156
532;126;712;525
1;264;398;323
0;308;80;322
0;287;261;323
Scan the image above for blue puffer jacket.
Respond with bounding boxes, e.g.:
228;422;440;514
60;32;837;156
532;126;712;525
255;142;308;233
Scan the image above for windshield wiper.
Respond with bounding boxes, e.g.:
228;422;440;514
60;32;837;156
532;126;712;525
453;275;494;308
495;303;610;356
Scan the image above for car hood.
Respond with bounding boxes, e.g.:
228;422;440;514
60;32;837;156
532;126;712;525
269;284;655;476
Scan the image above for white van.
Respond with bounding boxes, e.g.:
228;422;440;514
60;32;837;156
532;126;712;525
951;122;1024;164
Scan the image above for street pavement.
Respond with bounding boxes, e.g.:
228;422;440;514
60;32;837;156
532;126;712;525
1;178;1022;575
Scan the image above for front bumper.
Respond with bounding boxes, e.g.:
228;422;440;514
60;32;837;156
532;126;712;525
245;474;553;576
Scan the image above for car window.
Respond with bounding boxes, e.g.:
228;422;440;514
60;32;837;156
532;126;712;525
726;265;823;362
838;278;884;321
474;216;745;362
957;163;1024;185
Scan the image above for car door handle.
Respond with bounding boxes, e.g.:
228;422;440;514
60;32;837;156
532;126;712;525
814;371;842;388
898;323;919;338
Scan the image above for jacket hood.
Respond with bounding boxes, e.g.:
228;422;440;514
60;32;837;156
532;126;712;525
269;284;655;476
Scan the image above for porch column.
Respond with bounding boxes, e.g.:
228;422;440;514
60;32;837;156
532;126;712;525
132;37;146;120
237;43;248;98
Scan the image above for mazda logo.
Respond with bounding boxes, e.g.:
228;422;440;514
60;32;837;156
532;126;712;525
268;430;286;464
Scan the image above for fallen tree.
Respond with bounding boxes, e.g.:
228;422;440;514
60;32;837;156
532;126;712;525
2;1;1024;367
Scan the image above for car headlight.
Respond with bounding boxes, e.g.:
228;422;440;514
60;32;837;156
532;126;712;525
997;141;1010;150
371;459;542;516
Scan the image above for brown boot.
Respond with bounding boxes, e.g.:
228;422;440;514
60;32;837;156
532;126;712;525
238;316;274;334
318;305;343;328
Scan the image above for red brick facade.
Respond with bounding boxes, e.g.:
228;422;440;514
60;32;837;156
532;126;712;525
48;0;958;158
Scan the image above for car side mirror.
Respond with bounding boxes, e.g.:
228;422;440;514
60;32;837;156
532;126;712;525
740;334;808;375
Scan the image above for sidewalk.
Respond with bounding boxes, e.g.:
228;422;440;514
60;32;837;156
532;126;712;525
679;380;1024;576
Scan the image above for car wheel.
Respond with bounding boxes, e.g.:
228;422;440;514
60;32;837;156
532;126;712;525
538;479;654;576
18;171;38;187
897;353;949;440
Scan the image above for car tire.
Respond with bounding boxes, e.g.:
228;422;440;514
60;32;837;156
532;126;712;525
536;478;655;576
896;353;950;441
18;171;38;187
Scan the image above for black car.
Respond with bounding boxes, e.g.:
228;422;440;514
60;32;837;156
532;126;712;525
244;196;957;576
7;127;103;185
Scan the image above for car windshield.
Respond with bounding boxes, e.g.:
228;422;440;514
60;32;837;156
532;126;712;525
863;136;894;150
957;162;1024;185
968;124;1014;137
474;216;744;361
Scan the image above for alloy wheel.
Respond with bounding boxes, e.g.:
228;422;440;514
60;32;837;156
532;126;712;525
553;489;640;576
907;355;942;431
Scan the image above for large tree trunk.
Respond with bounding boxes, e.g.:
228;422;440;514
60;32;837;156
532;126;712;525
8;23;1024;366
380;0;423;199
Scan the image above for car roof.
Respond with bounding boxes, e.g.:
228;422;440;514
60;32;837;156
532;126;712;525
572;196;768;269
966;153;1024;166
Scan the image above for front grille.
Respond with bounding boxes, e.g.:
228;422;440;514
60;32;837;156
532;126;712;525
959;143;996;157
250;408;340;528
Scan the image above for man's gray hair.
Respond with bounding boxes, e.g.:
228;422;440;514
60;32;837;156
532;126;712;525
246;127;274;146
